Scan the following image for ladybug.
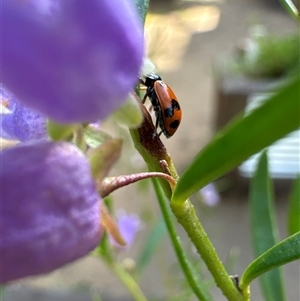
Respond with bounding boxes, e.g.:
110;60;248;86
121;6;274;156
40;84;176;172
140;73;182;138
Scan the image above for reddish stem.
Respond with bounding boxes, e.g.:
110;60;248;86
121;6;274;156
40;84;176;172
99;172;176;198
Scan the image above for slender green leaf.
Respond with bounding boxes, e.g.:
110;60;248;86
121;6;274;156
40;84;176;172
288;176;300;235
249;151;285;301
279;0;300;21
135;218;167;276
172;76;300;203
240;232;300;288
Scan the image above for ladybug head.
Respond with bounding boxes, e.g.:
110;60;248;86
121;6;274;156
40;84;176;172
142;73;161;88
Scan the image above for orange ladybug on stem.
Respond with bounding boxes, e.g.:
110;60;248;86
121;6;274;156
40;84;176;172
140;73;182;138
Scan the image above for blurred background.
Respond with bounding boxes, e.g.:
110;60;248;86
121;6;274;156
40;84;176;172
3;0;299;300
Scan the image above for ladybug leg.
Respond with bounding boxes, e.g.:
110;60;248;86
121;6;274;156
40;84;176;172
142;92;148;103
148;104;153;112
142;87;152;104
155;113;160;131
154;109;164;138
139;79;148;103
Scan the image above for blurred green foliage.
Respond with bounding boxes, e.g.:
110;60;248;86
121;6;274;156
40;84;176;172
233;34;300;78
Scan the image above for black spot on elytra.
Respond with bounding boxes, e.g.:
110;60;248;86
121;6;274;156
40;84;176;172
164;99;180;118
169;119;180;129
172;99;180;110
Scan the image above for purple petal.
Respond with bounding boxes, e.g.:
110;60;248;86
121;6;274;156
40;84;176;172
3;104;47;142
0;84;17;110
0;114;15;140
1;86;48;142
2;0;144;123
110;210;143;250
0;141;101;284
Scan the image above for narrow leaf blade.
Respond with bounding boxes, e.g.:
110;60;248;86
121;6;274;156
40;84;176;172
135;219;166;276
240;232;300;288
249;151;285;301
288;176;300;235
172;77;300;203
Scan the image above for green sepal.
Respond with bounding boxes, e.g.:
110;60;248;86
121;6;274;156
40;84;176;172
88;138;123;182
47;119;77;141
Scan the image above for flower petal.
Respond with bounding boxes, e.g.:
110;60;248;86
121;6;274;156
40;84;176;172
2;0;144;122
199;183;220;206
110;210;143;249
1;96;48;142
0;141;101;284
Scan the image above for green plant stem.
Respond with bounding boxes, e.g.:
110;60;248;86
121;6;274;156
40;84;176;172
98;197;147;301
129;103;242;300
279;0;300;21
152;178;213;301
171;200;244;301
104;256;148;301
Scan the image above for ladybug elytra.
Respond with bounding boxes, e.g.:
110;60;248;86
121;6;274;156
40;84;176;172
140;73;182;138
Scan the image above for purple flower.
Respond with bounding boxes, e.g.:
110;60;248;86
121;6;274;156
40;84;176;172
2;0;144;123
110;210;143;250
199;183;220;206
1;85;48;142
0;141;101;284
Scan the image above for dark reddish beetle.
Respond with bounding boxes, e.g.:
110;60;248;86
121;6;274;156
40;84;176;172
140;73;182;138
